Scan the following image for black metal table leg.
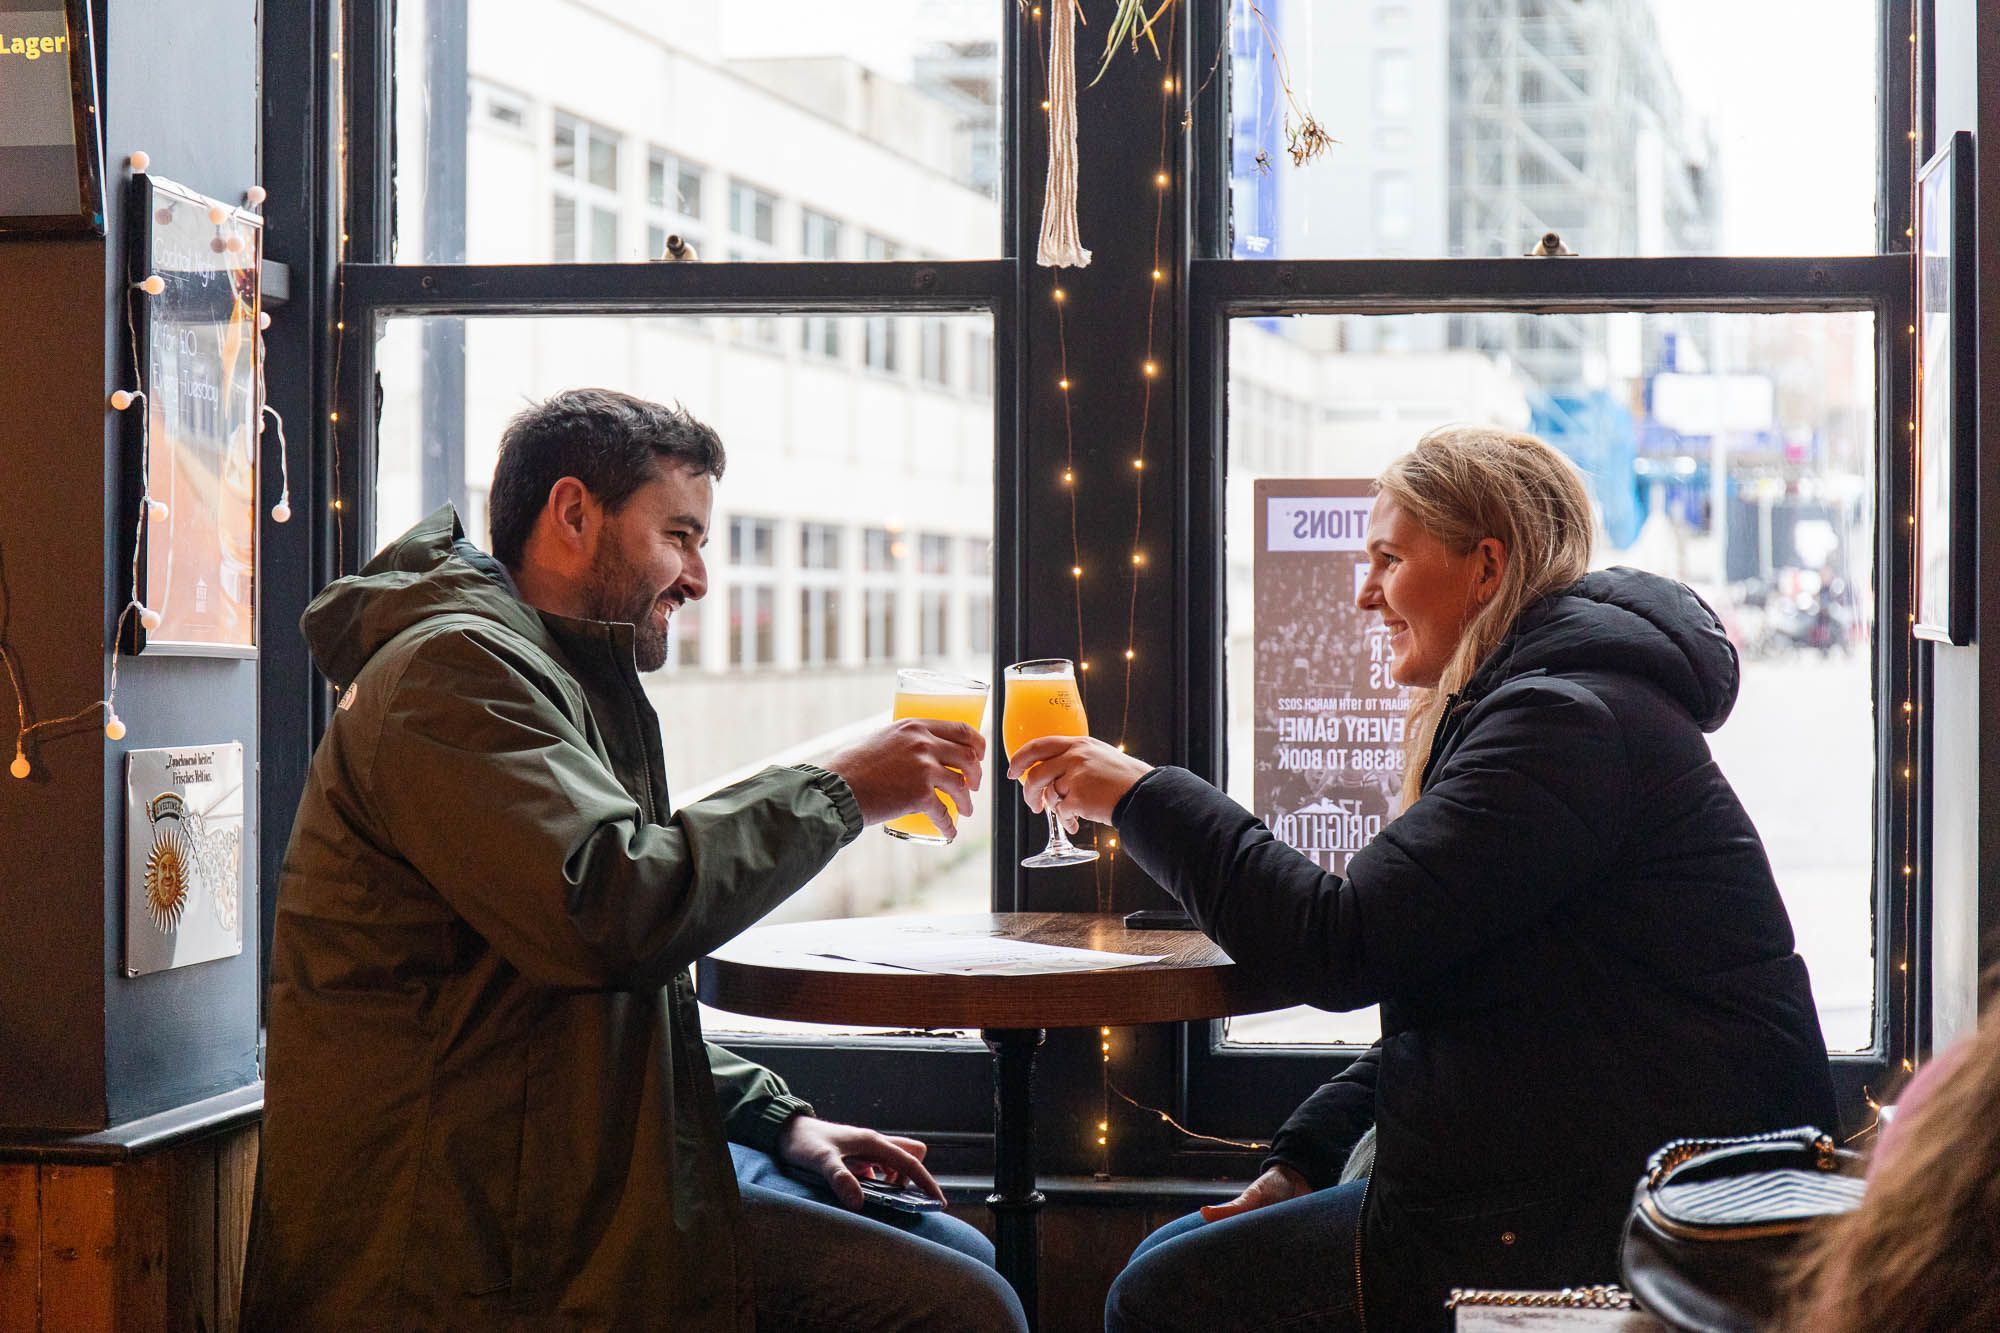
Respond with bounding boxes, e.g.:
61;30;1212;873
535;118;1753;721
983;1027;1046;1329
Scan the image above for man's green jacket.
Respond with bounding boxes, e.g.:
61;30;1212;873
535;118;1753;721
241;509;863;1329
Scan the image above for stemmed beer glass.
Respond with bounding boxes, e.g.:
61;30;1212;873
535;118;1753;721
1001;658;1099;868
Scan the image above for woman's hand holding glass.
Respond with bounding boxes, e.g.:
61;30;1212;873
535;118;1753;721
1005;734;1155;829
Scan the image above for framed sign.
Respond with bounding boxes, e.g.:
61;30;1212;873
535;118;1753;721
1912;131;1975;646
124;744;246;977
0;0;106;233
1253;479;1409;874
124;173;264;656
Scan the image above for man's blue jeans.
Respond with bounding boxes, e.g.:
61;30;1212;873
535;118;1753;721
1105;1180;1369;1332
731;1143;1027;1331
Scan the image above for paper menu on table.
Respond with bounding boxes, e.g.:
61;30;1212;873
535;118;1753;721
801;932;1163;976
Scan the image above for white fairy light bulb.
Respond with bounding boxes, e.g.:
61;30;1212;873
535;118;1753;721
109;389;136;411
9;748;28;779
224;233;245;253
137;275;165;296
128;150;150;173
146;498;169;521
258;311;271;330
271;499;292;524
245;185;266;206
207;203;227;225
138;604;162;631
104;715;126;742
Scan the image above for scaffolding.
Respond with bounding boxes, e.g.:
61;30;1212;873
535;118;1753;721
1449;0;1718;387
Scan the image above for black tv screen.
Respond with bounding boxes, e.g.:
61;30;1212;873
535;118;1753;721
0;0;102;230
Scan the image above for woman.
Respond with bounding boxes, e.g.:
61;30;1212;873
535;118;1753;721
1009;428;1837;1331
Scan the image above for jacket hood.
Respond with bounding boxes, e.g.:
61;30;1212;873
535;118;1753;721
301;506;546;685
1470;567;1741;731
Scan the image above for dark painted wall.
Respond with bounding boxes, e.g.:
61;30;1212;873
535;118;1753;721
0;0;261;1133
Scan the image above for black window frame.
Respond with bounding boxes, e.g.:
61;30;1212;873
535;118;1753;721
253;0;1931;1181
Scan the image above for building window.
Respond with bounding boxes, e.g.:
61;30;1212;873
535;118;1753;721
864;234;901;371
728;180;778;251
730;585;776;668
1373;49;1414;119
967;330;992;397
730;515;777;568
647;148;705;261
801;211;845;358
967;592;993;657
670;600;704;671
920;319;951;387
921;591;951;660
862;526;903;664
552;112;620;262
799;521;844;667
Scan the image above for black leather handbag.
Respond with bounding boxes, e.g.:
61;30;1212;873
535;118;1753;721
1618;1126;1866;1333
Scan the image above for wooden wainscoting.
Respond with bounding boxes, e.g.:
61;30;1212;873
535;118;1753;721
0;1124;258;1332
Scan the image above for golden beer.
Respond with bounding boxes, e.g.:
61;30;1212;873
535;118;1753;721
1002;675;1089;757
884;670;989;844
1002;658;1100;867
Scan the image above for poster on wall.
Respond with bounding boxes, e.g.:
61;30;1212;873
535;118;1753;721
126;173;263;656
124;743;245;978
0;0;106;233
1253;479;1409;874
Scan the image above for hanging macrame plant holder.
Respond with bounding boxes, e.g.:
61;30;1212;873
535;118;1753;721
1037;0;1092;268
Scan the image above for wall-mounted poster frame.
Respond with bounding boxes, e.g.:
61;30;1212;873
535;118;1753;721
0;0;107;234
122;173;264;656
1912;130;1976;646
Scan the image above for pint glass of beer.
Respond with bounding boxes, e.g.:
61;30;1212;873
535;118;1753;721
883;668;990;844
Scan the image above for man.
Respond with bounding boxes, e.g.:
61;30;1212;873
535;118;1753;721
242;389;1025;1329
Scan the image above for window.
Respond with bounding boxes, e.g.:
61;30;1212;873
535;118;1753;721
726;515;779;668
647;148;705;261
319;0;1907;1177
861;527;903;664
1227;0;1876;259
864;234;901;371
728;180;778;253
367;315;997;1048
801;210;844;358
388;4;1004;266
551;112;620;262
920;319;951;387
799;522;844;667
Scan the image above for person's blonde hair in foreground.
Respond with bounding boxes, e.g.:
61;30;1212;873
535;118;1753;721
1781;970;2000;1331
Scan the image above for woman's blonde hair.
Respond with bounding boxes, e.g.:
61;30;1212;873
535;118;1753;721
1379;426;1596;808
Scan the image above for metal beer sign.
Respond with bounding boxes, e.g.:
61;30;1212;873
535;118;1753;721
1253;479;1409;874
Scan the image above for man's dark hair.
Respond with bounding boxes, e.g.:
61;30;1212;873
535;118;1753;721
487;388;726;568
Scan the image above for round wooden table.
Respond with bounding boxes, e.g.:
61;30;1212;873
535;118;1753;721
699;912;1289;1327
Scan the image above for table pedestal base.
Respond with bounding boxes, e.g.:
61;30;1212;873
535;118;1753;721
983;1027;1046;1329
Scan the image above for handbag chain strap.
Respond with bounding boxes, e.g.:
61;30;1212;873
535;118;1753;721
1646;1126;1837;1189
1445;1283;1634;1311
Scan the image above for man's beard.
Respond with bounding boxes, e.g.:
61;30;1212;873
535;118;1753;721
583;542;674;672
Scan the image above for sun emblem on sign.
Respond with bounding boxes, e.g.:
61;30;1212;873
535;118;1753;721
143;791;192;932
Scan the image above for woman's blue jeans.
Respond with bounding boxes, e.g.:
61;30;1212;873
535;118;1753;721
1105;1180;1370;1332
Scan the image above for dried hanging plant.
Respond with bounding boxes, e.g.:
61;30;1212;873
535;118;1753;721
1240;0;1334;166
1091;0;1174;86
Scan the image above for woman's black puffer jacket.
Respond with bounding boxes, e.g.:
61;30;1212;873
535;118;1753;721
1114;568;1837;1329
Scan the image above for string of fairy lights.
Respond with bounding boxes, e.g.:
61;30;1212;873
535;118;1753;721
1028;0;1271;1166
3;152;282;783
